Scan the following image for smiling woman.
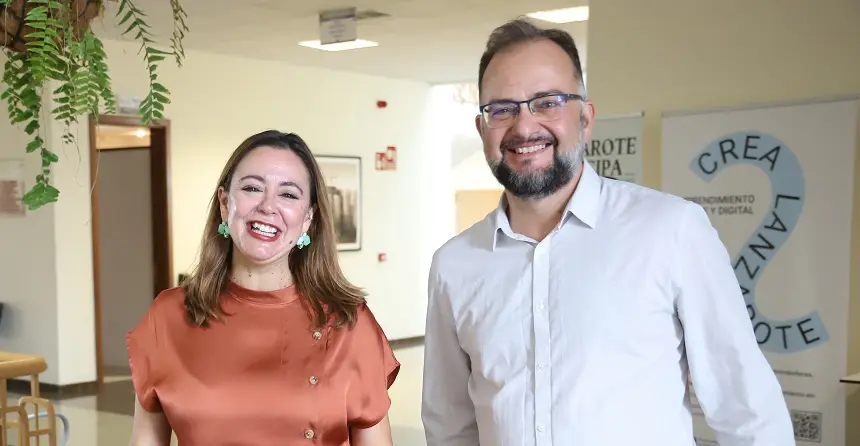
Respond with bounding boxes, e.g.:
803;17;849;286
218;147;315;275
126;130;399;446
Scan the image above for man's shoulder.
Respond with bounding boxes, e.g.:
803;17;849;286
430;212;495;276
601;177;700;222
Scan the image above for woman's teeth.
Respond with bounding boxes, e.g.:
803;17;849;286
250;222;278;235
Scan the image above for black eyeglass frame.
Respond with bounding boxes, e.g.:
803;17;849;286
478;93;587;127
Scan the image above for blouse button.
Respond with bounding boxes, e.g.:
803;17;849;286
304;429;315;439
312;330;322;340
309;375;319;385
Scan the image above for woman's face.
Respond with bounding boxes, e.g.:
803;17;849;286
218;146;313;266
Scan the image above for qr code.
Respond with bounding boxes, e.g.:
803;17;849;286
791;409;822;443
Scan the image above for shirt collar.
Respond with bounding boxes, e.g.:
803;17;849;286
491;161;602;250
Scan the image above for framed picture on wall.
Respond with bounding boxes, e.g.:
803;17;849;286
0;159;26;217
315;155;361;251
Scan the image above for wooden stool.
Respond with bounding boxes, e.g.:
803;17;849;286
0;351;59;446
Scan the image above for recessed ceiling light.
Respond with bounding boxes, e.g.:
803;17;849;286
526;6;589;23
298;39;379;52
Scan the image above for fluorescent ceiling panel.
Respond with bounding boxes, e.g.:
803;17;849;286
526;6;589;23
298;39;379;52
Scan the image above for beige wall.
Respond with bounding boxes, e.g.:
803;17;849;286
455;190;501;234
0;94;59;383
586;0;860;441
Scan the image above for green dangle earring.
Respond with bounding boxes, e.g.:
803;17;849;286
217;221;230;238
296;232;311;249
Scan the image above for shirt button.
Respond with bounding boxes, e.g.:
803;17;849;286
538;363;547;370
309;375;319;385
537;424;545;432
538;303;545;311
304;429;315;439
312;330;322;340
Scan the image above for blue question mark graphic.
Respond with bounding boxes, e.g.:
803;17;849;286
690;131;828;353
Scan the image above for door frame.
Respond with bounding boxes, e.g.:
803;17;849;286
89;114;173;384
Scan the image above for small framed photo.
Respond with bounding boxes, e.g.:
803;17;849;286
315;155;361;251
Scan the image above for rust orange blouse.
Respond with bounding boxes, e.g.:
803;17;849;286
126;281;400;445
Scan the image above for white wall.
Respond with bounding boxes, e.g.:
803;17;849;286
432;83;503;191
0;91;61;384
454;150;503;191
3;39;453;385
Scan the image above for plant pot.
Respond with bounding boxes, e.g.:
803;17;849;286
0;0;103;53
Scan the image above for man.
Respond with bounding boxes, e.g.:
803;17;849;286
421;18;794;446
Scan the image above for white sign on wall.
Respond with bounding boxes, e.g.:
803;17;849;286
587;112;643;184
319;7;357;45
661;96;858;445
116;95;142;115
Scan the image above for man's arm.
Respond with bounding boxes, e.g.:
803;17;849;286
675;203;794;445
421;256;479;446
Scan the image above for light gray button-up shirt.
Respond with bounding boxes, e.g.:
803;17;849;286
421;161;793;446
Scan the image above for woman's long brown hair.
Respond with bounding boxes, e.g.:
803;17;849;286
182;130;365;329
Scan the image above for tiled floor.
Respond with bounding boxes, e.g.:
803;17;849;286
5;342;427;445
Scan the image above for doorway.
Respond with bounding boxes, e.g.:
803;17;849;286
89;115;172;385
454;189;502;234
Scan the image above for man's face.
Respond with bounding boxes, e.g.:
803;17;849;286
476;39;595;200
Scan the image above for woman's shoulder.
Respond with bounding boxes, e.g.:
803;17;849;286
342;301;401;388
150;286;188;317
351;301;383;331
132;286;189;333
340;301;395;348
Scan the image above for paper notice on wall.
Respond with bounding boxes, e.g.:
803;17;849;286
0;159;25;216
586;112;644;184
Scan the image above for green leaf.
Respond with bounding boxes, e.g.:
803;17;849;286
118;10;134;26
146;47;170;55
43;149;59;163
24;120;39;135
152;92;169;104
26;137;43;153
22;183;60;210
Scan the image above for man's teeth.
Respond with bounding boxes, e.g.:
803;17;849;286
514;144;546;154
250;222;278;235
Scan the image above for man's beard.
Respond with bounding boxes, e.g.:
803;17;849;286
489;135;585;200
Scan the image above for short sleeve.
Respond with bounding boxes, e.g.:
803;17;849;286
346;304;401;429
126;309;162;412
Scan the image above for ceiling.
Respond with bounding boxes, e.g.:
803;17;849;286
92;0;589;85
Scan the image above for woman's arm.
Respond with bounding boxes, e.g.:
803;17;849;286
350;414;394;446
129;396;172;446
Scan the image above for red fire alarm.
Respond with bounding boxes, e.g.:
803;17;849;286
378;253;387;262
376;100;387;108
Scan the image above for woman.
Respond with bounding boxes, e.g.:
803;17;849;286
127;130;400;445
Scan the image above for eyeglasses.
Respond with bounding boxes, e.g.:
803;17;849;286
479;93;585;129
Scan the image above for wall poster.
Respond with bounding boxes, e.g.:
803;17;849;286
661;96;858;445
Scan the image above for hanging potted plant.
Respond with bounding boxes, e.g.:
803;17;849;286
0;0;188;210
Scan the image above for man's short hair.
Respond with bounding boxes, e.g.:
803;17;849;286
478;18;585;94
